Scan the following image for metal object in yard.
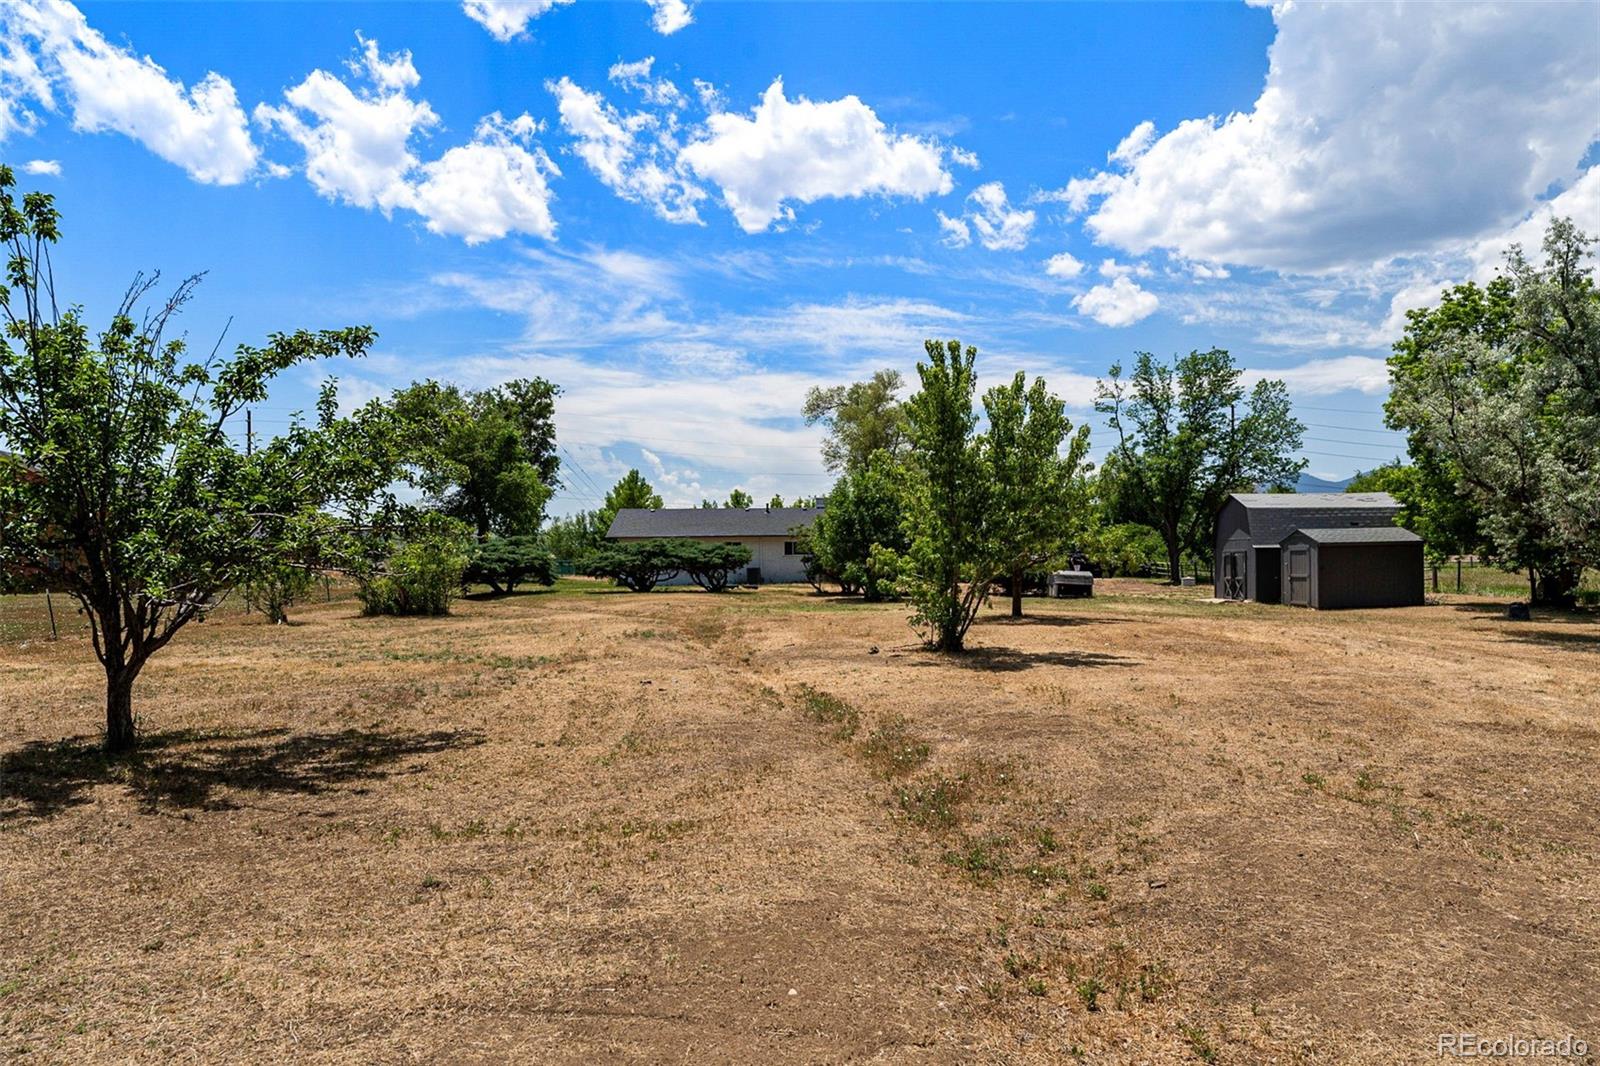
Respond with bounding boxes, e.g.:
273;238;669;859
1048;570;1094;598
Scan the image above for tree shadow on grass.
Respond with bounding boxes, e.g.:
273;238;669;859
982;612;1128;629
908;645;1137;672
1496;628;1600;652
0;726;484;821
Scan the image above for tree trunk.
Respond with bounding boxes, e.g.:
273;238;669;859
1166;539;1183;586
105;672;136;753
1011;568;1023;619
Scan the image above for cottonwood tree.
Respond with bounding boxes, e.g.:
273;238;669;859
391;377;559;540
596;469;663;535
0;168;395;751
1095;349;1304;584
983;372;1093;618
896;340;992;651
803;369;909;473
1386;218;1599;605
803;450;907;599
726;488;753;509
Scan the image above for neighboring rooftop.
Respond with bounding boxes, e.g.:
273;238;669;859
606;507;823;539
1289;526;1423;545
1230;492;1398;509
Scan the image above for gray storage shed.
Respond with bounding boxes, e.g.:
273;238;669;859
1279;527;1425;609
1213;492;1404;603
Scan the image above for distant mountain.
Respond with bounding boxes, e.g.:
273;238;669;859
1293;473;1354;493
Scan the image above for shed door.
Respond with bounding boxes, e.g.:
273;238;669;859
1286;547;1311;606
1222;551;1247;600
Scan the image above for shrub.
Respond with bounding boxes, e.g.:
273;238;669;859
241;563;317;624
582;538;752;592
359;525;469;616
679;541;752;592
464;535;556;594
581;538;685;592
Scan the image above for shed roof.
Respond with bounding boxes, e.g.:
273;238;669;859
1225;491;1402;547
606;507;823;539
1287;526;1423;545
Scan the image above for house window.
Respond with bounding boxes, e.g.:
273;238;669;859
784;540;799;555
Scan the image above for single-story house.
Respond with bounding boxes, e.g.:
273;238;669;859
1214;492;1423;608
604;506;824;585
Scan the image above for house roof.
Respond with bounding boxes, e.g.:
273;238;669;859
606;507;823;539
1230;492;1398;509
1287;526;1423;545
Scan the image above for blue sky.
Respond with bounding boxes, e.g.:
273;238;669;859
1;0;1596;511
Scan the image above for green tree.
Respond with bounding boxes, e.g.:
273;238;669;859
726;488;753;509
542;509;605;563
241;562;318;624
463;535;557;594
1386;218;1599;605
391;377;559;540
582;539;685;592
983;372;1093;618
804;451;907;599
803;369;909;473
0;167;394;751
356;514;471;616
896;340;992;651
678;541;753;592
767;493;786;509
1095;349;1304;584
595;469;663;536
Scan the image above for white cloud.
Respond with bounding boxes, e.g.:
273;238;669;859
936;211;971;248
1097;257;1151;279
677;78;954;233
412;112;559;244
938;181;1035;251
948;145;980;170
1044;252;1083;278
256;37;436;213
260;37;559;243
22;158;60;176
460;0;572;41
606;56;685;108
547;75;704;224
1060;1;1600;273
1073;276;1158;327
1247;355;1390;396
645;0;694;35
0;0;258;183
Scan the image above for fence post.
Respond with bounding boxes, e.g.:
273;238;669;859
1432;564;1439;593
1456;557;1462;592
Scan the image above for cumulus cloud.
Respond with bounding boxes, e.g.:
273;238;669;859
412;112;560;244
936;181;1034;251
677;78;954;233
1043;252;1083;278
1248;355;1390;396
256;37;436;213
260;35;559;243
645;0;694;35
460;0;572;41
1073;276;1158;327
22;158;60;176
548;74;704;224
0;0;258;183
1057;1;1600;273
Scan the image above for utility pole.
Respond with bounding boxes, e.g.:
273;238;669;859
246;409;253;456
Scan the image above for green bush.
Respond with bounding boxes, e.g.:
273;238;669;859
678;541;752;592
581;538;752;592
463;535;556;594
359;525;469;616
241;563;317;624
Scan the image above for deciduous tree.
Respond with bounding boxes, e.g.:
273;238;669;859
0;167;395;751
803;369;909;473
1095;349;1304;584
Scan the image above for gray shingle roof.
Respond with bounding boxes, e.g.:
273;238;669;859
1227;492;1402;547
606;507;823;539
1288;526;1423;545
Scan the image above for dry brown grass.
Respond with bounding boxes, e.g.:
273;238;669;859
2;579;1596;1063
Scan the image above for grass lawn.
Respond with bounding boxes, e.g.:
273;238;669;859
1;579;1596;1062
